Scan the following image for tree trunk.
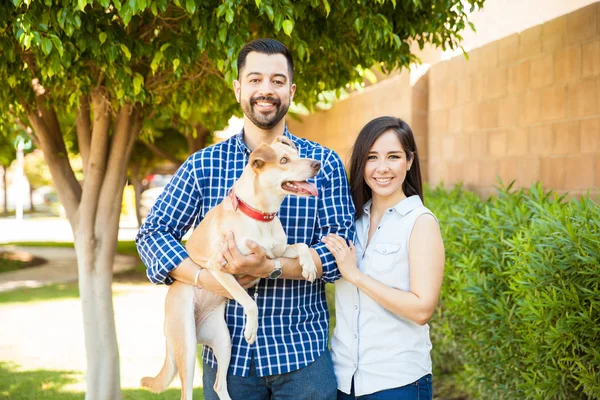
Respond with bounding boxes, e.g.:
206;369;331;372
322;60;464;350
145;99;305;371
131;163;144;228
74;220;122;400
29;185;35;212
1;166;7;217
24;84;143;399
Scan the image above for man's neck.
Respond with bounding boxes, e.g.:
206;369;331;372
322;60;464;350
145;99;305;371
243;117;286;150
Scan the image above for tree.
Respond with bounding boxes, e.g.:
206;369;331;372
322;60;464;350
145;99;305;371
0;133;17;216
0;124;34;216
0;0;483;397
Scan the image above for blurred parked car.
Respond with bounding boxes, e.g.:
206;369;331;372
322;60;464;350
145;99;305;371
139;174;172;219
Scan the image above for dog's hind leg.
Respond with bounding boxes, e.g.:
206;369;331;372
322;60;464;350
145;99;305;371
198;303;232;400
165;285;197;400
141;282;194;394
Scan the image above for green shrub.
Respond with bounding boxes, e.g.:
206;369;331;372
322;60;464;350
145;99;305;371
426;183;600;400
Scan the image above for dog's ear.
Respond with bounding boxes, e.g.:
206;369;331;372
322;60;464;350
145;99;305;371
274;136;297;152
249;144;277;170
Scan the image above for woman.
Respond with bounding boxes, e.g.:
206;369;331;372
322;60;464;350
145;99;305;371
322;116;445;399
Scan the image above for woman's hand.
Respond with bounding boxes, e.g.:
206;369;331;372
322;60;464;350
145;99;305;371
321;234;361;284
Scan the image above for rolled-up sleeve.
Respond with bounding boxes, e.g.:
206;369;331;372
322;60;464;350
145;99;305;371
135;157;202;285
312;151;356;283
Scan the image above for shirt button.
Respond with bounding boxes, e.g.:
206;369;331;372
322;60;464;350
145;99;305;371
382;249;387;253
354;305;358;310
354;334;357;339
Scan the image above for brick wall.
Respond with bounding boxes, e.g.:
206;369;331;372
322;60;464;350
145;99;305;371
289;2;599;197
428;2;600;197
287;71;430;180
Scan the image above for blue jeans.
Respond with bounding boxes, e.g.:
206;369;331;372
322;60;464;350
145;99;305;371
203;350;338;400
337;374;432;400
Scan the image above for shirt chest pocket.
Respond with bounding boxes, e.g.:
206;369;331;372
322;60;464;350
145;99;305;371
368;241;403;274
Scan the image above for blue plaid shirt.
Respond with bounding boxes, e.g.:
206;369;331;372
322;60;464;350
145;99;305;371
136;127;355;377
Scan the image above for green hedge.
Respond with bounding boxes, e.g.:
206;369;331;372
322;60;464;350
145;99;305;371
426;183;600;400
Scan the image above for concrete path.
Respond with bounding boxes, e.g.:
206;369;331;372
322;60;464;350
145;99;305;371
0;245;139;292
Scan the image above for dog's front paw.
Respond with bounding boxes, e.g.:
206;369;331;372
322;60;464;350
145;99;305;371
300;255;317;283
244;314;258;345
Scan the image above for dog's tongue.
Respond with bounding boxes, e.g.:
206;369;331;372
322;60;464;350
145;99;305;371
293;181;318;197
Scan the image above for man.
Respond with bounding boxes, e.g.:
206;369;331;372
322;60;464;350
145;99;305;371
136;38;355;399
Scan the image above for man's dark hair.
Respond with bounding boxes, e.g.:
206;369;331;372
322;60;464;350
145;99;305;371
237;38;294;83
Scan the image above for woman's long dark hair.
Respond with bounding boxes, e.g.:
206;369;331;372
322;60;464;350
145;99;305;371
349;116;423;219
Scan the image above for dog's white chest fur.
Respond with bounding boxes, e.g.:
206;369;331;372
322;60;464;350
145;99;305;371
236;219;287;259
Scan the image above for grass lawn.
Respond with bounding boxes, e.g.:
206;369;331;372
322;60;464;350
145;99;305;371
0;362;205;400
0;256;26;274
0;241;147;305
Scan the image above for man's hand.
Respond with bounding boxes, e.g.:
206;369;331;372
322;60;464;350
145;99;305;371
218;232;272;278
196;269;258;300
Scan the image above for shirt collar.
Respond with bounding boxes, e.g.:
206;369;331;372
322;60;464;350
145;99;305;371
234;125;293;156
362;195;423;217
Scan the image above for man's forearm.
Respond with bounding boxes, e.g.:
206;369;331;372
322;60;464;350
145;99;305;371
168;257;202;285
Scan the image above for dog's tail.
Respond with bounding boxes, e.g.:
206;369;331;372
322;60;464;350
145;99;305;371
140;341;177;393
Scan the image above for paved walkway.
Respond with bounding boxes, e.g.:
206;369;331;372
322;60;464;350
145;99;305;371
0;245;139;292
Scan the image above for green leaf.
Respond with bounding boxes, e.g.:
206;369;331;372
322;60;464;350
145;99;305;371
297;44;305;61
216;4;227;18
362;68;377;84
322;0;330;17
150;52;163;74
185;0;196;14
179;100;190;119
282;20;294;36
225;8;234;24
51;37;64;57
99;32;107;45
160;43;171;52
120;44;131;60
274;13;283;31
264;5;274;21
392;33;401;49
68;92;77;106
218;23;227;43
116;88;125;99
22;34;32;50
133;73;144;95
40;37;53;55
172;58;180;71
77;0;87;11
354;17;363;33
255;0;261;8
98;0;110;7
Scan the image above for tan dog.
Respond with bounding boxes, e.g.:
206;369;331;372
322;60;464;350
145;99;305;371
141;136;321;400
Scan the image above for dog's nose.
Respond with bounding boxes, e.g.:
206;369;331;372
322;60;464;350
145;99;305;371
311;161;321;172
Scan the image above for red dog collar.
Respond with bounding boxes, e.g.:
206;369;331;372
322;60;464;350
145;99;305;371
229;189;277;222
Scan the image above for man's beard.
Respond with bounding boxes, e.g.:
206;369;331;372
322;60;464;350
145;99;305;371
241;95;289;130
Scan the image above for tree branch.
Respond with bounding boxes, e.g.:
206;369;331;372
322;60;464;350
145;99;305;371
142;140;183;166
79;88;112;236
76;95;92;175
96;104;143;234
25;99;81;223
